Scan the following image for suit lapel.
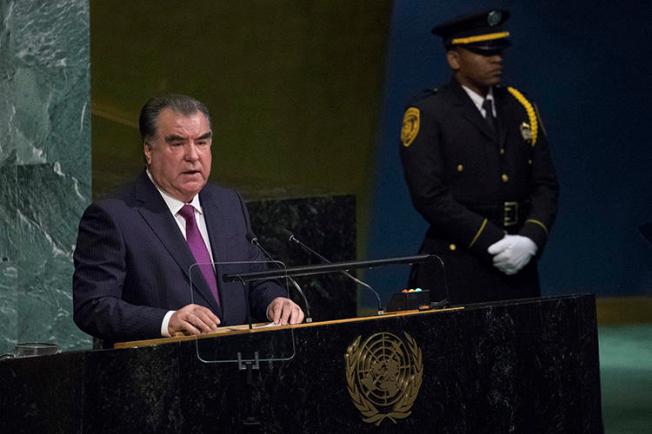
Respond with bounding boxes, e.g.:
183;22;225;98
449;80;497;142
133;172;222;314
199;188;229;267
199;188;242;315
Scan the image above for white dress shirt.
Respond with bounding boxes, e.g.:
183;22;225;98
462;85;496;118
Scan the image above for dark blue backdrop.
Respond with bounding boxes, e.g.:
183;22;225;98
366;0;652;303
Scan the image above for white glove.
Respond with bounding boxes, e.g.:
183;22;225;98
487;235;538;275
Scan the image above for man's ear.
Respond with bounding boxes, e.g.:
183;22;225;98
143;142;152;165
447;49;460;71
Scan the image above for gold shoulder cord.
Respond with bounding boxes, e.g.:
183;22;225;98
508;87;548;235
507;86;538;146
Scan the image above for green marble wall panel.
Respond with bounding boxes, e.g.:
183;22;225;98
0;0;90;354
15;164;89;347
0;0;18;355
0;0;16;166
0;165;18;351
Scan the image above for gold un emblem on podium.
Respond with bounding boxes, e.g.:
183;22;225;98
345;332;423;426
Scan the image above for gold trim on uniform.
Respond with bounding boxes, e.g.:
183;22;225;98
345;332;423;426
469;218;488;248
507;86;538;146
526;219;549;235
401;107;420;148
451;31;510;46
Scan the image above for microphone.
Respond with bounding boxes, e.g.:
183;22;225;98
246;232;312;323
281;229;385;315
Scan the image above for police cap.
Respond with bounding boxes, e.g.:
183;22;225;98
432;9;511;54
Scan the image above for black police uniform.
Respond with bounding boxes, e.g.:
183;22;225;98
400;9;559;305
400;63;559;306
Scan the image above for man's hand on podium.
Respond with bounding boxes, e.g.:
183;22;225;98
168;304;221;336
266;297;305;325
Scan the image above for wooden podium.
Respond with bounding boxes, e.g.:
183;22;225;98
0;295;603;433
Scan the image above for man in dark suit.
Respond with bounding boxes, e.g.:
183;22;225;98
73;94;303;344
400;9;559;304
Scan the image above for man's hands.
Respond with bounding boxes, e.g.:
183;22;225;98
167;298;304;337
168;304;220;336
266;297;305;325
488;235;538;275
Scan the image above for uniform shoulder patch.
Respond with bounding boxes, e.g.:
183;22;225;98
401;107;420;148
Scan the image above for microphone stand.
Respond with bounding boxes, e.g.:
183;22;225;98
282;229;385;315
223;255;437;281
247;233;313;323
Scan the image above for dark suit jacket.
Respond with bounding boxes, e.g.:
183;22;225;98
73;172;285;343
400;79;559;304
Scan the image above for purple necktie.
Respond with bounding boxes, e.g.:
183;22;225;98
178;204;220;305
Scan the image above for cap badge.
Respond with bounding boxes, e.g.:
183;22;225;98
487;10;502;26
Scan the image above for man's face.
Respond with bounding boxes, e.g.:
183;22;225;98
144;108;212;202
447;47;504;94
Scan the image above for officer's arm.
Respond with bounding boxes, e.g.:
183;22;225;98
399;105;504;263
519;105;560;251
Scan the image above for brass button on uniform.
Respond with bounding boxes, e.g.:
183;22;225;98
449;243;457;251
501;173;509;183
456;164;464;172
500;148;505;155
528;159;533;165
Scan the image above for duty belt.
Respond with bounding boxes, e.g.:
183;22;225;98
469;201;530;228
503;201;520;227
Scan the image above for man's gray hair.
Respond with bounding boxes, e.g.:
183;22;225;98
138;94;211;142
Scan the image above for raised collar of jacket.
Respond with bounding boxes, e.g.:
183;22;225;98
461;85;496;118
145;169;204;216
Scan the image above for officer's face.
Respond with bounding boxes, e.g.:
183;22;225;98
144;108;213;202
447;47;504;94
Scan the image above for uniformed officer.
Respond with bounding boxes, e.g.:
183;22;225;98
400;9;559;305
